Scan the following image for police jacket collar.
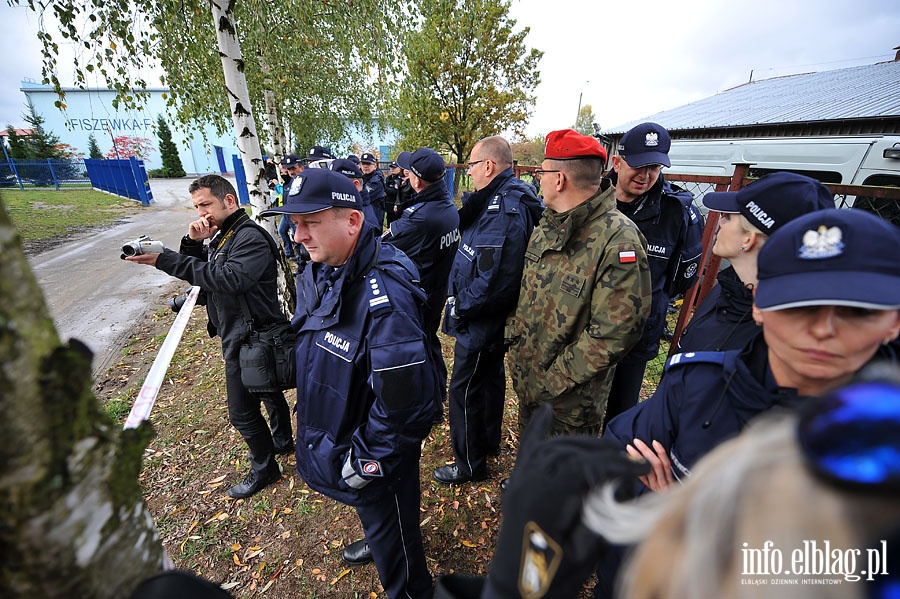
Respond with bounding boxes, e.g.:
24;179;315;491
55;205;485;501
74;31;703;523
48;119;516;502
726;334;803;423
716;266;755;322
412;178;449;204
458;168;515;227
299;223;380;326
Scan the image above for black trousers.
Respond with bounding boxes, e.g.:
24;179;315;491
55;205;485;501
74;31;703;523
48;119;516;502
356;449;432;599
224;358;288;472
426;305;448;410
605;355;648;424
260;391;293;450
448;341;505;476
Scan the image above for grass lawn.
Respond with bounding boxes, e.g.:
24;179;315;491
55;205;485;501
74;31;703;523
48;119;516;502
1;188;135;242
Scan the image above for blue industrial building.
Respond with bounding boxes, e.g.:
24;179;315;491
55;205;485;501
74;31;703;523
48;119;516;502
20;79;241;175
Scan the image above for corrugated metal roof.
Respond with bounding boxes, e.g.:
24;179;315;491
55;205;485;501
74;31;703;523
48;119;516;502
606;61;900;134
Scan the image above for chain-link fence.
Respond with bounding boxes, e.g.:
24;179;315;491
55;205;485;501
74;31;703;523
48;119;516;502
0;159;91;190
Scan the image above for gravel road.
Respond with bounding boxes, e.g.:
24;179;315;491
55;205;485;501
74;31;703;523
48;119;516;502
28;177;207;375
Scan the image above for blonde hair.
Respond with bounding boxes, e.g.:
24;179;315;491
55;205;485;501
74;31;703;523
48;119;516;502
585;414;900;598
739;214;769;248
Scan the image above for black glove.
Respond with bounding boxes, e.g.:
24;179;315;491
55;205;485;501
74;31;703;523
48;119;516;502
483;404;649;599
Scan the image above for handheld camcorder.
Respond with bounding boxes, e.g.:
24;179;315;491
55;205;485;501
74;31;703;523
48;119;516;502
121;235;165;257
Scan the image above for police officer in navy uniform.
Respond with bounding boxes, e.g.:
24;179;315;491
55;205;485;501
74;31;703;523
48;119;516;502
261;169;438;599
433;136;543;484
677;172;835;353
385;147;460;409
605;122;704;422
360;152;386;231
384;161;406;225
277;155;303;258
303;144;335;169
595;208;900;598
329;158;380;227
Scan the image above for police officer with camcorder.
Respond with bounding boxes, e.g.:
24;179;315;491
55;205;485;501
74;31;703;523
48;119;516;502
124;174;293;499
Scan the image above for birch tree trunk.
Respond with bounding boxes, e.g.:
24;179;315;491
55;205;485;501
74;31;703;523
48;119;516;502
0;199;165;598
209;0;272;230
209;0;295;315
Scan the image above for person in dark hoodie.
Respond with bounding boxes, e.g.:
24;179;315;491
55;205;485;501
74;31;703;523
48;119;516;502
677;172;835;352
604;123;704;423
433;135;543;485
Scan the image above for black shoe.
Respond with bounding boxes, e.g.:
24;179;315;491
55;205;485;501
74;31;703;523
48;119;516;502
227;465;281;499
487;446;501;457
342;538;373;566
499;477;511;493
274;440;295;455
433;464;487;485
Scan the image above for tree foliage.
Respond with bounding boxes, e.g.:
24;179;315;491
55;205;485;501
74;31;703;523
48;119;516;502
9;100;64;159
105;135;154;160
14;0;409;153
87;133;103;159
511;134;545;167
575;103;597;136
155;115;185;177
389;0;542;164
5;126;29;160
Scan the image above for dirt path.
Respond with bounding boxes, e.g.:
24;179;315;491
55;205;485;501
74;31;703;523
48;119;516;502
28;177;204;375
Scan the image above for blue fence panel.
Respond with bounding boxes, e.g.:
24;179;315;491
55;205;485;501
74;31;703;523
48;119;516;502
444;166;456;199
232;155;250;205
0;159;92;189
84;158;152;205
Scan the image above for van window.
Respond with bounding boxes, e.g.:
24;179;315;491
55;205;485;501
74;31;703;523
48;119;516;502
748;167;843;184
854;174;900;227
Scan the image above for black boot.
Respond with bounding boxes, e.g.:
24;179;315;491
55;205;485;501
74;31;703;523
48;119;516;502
227;463;281;499
341;538;373;566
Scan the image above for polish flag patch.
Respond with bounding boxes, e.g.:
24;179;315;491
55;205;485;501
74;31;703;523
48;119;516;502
619;250;637;264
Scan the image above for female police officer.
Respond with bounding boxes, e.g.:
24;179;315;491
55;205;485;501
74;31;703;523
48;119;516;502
606;207;900;494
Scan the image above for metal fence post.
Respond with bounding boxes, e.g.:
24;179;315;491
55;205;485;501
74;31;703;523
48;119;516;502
47;158;60;190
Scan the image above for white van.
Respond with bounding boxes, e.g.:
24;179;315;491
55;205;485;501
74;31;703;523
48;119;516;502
665;134;900;224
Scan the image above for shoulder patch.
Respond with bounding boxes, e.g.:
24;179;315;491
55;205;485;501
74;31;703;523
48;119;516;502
665;351;727;371
403;202;425;216
487;194;501;213
366;269;392;315
501;188;527;215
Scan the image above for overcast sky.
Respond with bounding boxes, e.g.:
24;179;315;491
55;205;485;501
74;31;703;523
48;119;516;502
1;0;898;138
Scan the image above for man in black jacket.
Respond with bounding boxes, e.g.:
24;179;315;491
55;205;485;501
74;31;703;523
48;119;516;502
125;174;292;499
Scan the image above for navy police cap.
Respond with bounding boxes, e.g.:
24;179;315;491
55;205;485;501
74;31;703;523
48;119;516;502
617;122;671;168
755;208;900;311
260;168;361;216
703;172;835;235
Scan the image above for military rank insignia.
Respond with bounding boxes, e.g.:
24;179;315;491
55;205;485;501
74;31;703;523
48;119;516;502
518;521;562;598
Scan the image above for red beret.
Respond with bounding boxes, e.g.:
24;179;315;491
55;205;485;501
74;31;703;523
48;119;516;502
544;129;608;162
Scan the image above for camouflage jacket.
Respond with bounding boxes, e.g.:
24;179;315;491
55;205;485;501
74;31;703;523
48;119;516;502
505;180;652;435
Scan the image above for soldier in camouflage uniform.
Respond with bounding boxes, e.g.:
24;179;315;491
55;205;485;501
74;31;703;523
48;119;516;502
505;129;652;437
